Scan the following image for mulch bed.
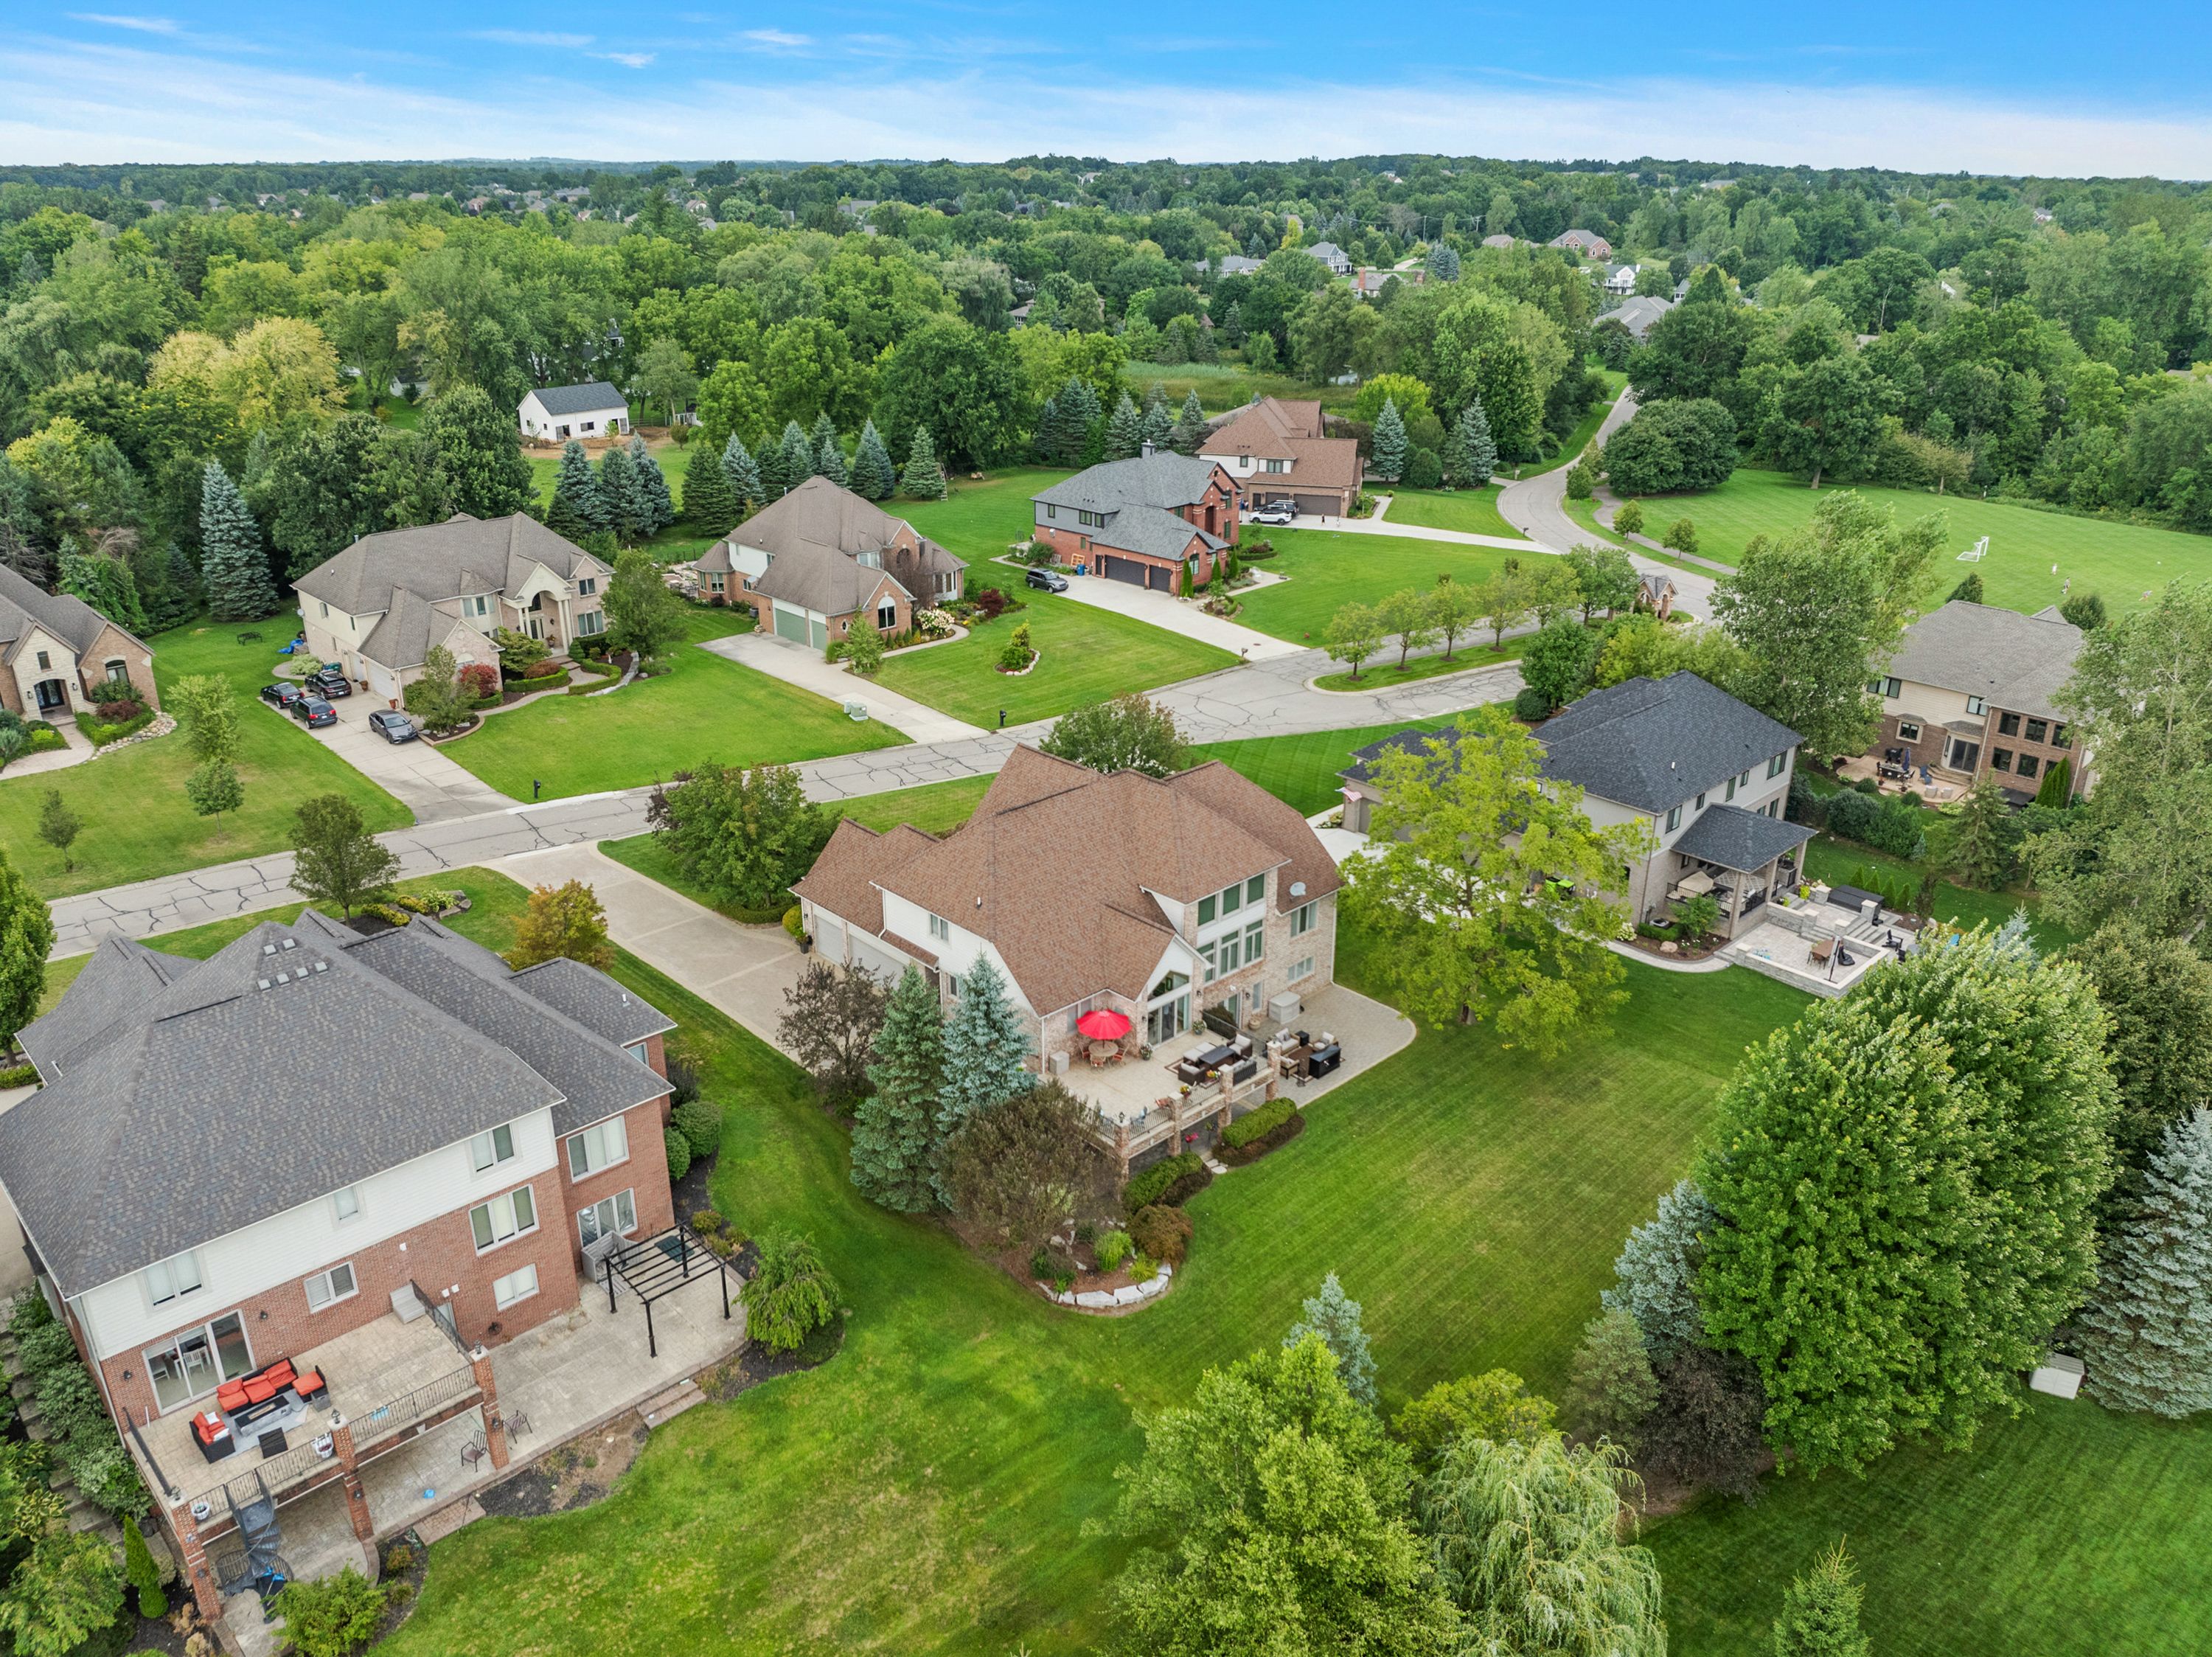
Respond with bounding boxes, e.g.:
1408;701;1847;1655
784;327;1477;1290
698;1316;843;1403
476;1422;649;1521
1623;935;1722;962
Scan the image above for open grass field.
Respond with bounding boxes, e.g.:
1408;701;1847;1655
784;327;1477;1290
1374;483;1531;541
0;617;411;900
439;605;912;800
1192;717;1460;816
1235;527;1515;643
1627;469;2212;616
1125;360;1360;414
872;591;1237;726
894;466;1066;561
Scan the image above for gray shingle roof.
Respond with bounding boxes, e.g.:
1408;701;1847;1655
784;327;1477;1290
0;911;672;1296
510;956;675;1049
0;563;150;669
1537;673;1801;814
1671;803;1814;872
293;513;600;619
1884;600;2082;722
1340;726;1461;787
526;381;627;416
1599;295;1675;341
1034;452;1224;515
725;476;964;619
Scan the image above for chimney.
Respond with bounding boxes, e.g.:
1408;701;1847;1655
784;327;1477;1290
1140;440;1155;459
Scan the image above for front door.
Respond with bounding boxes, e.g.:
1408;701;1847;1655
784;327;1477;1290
32;679;66;712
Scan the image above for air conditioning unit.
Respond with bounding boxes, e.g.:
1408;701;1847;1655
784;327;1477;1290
1049;1050;1071;1076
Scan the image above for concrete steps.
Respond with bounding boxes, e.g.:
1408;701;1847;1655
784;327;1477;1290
638;1379;706;1429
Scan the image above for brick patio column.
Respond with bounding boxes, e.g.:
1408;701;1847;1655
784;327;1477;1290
168;1501;222;1621
471;1347;509;1469
329;1417;374;1543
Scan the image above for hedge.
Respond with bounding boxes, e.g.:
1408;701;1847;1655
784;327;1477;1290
1220;1105;1305;1167
1122;1151;1211;1215
1222;1097;1293;1150
0;1063;36;1088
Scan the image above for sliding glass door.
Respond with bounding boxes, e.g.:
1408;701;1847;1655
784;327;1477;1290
144;1311;254;1414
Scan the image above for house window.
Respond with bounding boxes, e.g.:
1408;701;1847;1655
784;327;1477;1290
576;611;605;636
1199;939;1218;984
493;1264;540;1310
1665;805;1682;832
1897;720;1923;743
1265;458;1288;473
305;1262;357;1312
1694;792;1705;810
1246;875;1265;906
332;1186;361;1224
2017;754;2040;779
465;594;490;619
1767;753;1787;779
1724;776;1736;802
470;1124;516;1173
1217;931;1242;974
927;912;950;942
105;659;129;684
1998;712;2021;737
34;650;49;671
626;1041;651;1065
1290;956;1315;983
1046;504;1057;520
2053;723;2070;748
144;1250;204;1308
577;577;597;596
2024;718;2048;744
568;1116;630;1179
577;1189;637;1246
1966;696;1986;716
319;601;330;617
877;600;897;631
945;973;964;1000
469;1187;537;1252
1991;749;2013;771
1290;901;1316;937
1243;920;1265;964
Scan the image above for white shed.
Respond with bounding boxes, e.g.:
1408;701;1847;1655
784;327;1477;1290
518;381;630;442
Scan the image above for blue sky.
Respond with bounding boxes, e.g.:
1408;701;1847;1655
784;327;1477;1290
4;4;2210;177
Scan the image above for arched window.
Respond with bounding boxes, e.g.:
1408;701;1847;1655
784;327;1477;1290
103;659;129;685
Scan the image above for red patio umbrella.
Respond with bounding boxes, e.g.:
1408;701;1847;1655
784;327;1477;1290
1077;1009;1133;1041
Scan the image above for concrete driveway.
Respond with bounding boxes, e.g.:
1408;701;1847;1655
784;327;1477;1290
265;698;515;823
696;631;986;743
1032;566;1304;661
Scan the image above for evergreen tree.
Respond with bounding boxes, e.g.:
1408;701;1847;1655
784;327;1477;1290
854;966;947;1212
1169;389;1208;454
198;459;276;621
545;440;608;541
1565;1306;1660;1448
1284;1272;1380;1408
1141;384;1175;450
1104;391;1144;459
1941;774;2016;889
720;432;762;513
773;420;814;501
850;420;897;499
900;428;947;500
933;956;1031;1201
1428;243;1461;282
2076;1108;2212;1417
629;437;675;533
810;412;849;486
1602;1178;1717;1357
1443;397;1498;488
1371;395;1410;482
1772;1541;1871;1657
680;441;740;532
122;1515;165;1620
1948;571;1985;604
1032;395;1064;464
422;384;535;518
1062;377;1104;459
596;442;650;544
0;841;55;1053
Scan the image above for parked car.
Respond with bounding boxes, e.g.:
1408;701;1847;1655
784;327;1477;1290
1025;568;1069;593
290;696;337;729
259;681;304;709
307;667;352;698
1248;500;1297;526
366;709;419;744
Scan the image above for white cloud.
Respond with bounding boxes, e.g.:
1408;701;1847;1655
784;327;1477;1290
67;13;178;31
740;29;811;48
593;52;655;69
467;29;594;49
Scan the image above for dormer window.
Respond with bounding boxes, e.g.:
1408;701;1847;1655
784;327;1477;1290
577;577;597;596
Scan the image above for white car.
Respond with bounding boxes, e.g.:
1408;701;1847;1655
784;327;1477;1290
1248;500;1297;526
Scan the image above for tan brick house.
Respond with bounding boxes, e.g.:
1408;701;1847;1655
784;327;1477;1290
0;563;159;718
1030;451;1239;591
1868;600;2087;799
1200;397;1365;518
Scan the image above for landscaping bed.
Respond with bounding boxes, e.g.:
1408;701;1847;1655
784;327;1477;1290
478;1423;650;1521
1217;1101;1305;1165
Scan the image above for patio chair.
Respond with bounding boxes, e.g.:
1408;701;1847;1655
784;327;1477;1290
1808;937;1836;967
460;1438;488;1470
504;1410;532;1441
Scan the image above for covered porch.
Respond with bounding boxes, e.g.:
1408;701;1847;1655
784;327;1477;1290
1655;805;1817;940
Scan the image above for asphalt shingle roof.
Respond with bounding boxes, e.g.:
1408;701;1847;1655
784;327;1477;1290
526;381;627;416
1671;803;1814;872
1884;600;2083;723
723;476;964;619
293;513;601;619
0;563;149;669
1534;673;1801;813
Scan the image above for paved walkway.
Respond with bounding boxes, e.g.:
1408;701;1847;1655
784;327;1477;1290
698;631;987;743
1;719;96;779
278;698;515;824
1281;499;1534;552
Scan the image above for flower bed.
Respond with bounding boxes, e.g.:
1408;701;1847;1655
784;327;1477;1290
1218;1101;1305;1165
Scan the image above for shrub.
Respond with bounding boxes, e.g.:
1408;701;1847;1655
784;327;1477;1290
123;1515;165;1619
672;1099;723;1159
1238;538;1274;558
998;621;1034;672
1122;1151;1211;1215
1222;1097;1295;1150
1029;1246;1054;1280
458;662;500;701
1392;1369;1559;1467
0;1063;35;1088
1129;1203;1193;1266
664;1128;692;1180
1220;1108;1304;1166
1786;771;1825;826
1512;685;1551;722
522;659;564;680
95;698;144;723
1663;518;1698;554
1095;1229;1133;1271
271;1566;387;1657
1404;447;1443;490
691;1208;727;1235
742;1231;841;1354
1564;460;1596;500
1613;500;1646;537
782;906;804;938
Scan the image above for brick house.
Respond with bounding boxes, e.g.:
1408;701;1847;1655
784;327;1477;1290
695;476;965;650
1030;451;1239;592
0;909;677;1442
1867;600;2087;799
0;563;159;719
1200;397;1365;518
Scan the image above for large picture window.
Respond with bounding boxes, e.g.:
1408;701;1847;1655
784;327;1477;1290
470;1187;537;1252
568;1116;630;1180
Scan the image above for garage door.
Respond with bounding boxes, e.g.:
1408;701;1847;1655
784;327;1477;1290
1294;493;1337;517
774;604;810;644
1100;555;1147;587
849;937;908;982
810;616;829;650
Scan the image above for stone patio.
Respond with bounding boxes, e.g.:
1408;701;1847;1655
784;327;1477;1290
1835;752;1966;803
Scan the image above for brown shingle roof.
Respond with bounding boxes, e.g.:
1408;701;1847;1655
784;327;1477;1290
791;819;939;937
721;476;964;619
1202;399;1365;492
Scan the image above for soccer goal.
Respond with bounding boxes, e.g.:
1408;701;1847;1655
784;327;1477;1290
1956;535;1989;562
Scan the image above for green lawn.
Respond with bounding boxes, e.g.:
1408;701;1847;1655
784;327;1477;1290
1235;527;1516;644
1126;360;1360;414
872;592;1237;727
1192;718;1461;816
1630;469;2212;617
894;467;1068;563
1545;367;1629;463
0;617;411;900
439;607;912;801
1315;636;1529;692
1377;484;1531;541
1799;833;2074;951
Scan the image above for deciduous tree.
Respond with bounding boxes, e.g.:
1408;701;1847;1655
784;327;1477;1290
184;759;243;819
1391;1371;1557;1467
647;762;830;911
288;793;400;919
604;547;685;664
843;614;885;675
0;843;54;1052
505;879;615;971
1519;616;1600;711
1565;543;1640;621
2068;922;2212;1211
776;959;891;1106
167;673;240;765
1039;692;1194;778
1377;585;1439;667
1428;577;1481;661
1324;600;1385;680
422;383;534;519
35;789;80;874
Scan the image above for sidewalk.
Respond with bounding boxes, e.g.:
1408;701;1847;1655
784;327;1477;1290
697;632;981;743
1;719;96;779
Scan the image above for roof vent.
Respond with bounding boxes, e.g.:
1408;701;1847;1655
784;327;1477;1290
281;937;297;951
257;978;271;990
313;960;329;973
262;944;277;956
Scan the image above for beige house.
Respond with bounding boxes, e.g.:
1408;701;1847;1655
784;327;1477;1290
1200;397;1365;518
293;515;612;702
0;564;159;718
1869;600;2087;799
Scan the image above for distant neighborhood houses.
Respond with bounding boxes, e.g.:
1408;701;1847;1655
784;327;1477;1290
1548;228;1614;260
519;382;631;444
1599;293;1677;342
0;563;159;720
1304;240;1353;277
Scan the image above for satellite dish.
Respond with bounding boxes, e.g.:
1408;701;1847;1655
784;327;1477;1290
1290;881;1307;897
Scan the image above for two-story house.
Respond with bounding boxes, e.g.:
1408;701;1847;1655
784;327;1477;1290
1199;397;1366;518
1340;673;1810;939
1868;600;2087;799
1030;451;1239;591
693;476;965;650
294;514;613;701
0;563;160;720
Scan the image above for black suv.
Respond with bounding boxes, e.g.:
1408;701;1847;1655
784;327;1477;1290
1026;568;1069;593
259;681;304;709
290;695;338;729
307;667;352;698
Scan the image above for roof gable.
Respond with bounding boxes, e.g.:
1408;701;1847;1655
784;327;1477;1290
1885;600;2083;721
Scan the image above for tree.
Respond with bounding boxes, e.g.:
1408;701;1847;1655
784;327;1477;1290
899;427;946;499
872;314;1028;469
720;432;763;513
1613;499;1646;538
1377;586;1439;669
1103;391;1144;460
2060;590;2107;631
844;614;886;675
35;789;80;874
2074;1108;2212;1417
168;673;240;765
0;843;55;1052
742;1231;841;1355
998;619;1034;672
680;437;739;531
1766;355;1892;488
630;438;675;533
695;358;771;462
422;384;534;519
936;956;1032;1197
1441;396;1498;488
1168;389;1207;454
1417;1434;1665;1657
849;419;896;500
1565;543;1640;621
1519;616;1601;711
545;440;608;541
2069;922;2212;1209
1039;692;1193;778
198;458;276;620
1429;577;1481;661
1477;567;1531;650
289;794;400;919
1391;1371;1557;1467
185;759;244;818
1371;395;1409;482
1565;1306;1659;1448
1346;709;1647;1055
1772;1542;1871;1657
777;959;891;1106
1284;1272;1380;1408
630;335;698;427
1603;1178;1717;1358
401;642;471;735
1940;774;2017;889
596;442;650;544
1642;1341;1770;1503
1600;397;1739;496
941;1078;1102;1248
604;547;685;664
1948;571;1985;604
810;411;848;486
647;762;830;911
0;1528;125;1657
56;541;147;636
1100;1336;1459;1657
853;965;946;1213
506;879;615;971
1697;928;2118;1473
122;1513;165;1619
1141;384;1175;451
1325;600;1385;680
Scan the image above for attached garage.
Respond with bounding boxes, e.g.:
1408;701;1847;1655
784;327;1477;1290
1294;492;1340;517
1099;555;1148;587
773;602;829;649
848;936;909;982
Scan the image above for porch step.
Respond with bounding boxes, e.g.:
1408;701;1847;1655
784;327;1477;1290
1200;1154;1230;1175
411;1496;484;1548
638;1379;706;1429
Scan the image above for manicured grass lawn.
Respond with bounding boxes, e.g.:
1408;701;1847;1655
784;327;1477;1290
1127;360;1359;413
872;592;1237;727
439;606;911;801
1235;527;1515;644
1314;636;1528;692
835;774;995;835
1378;484;1531;541
895;467;1068;563
1800;833;2074;951
1192;718;1461;816
1632;469;2211;616
0;617;411;900
1545;367;1628;463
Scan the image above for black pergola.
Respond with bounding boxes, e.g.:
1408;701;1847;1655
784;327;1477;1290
599;1224;732;1358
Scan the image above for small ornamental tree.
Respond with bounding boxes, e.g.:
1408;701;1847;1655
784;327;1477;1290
844;614;886;675
122;1514;165;1619
2074;1108;2212;1417
505;879;616;971
403;643;471;735
1391;1370;1557;1467
742;1231;841;1354
1040;692;1194;778
1602;1178;1717;1358
1613;499;1646;538
900;428;947;499
185;759;244;818
934;956;1032;1200
36;789;82;873
169;673;240;765
854;965;946;1212
1641;1341;1770;1504
850;420;897;500
1429;577;1481;661
199;458;278;620
999;619;1034;671
776;959;891;1106
1370;395;1409;482
1284;1272;1380;1408
0;1528;126;1657
546;440;608;541
0;843;56;1052
1564;1305;1659;1449
1772;1541;1872;1657
288;793;400;919
1478;567;1531;649
720;433;763;513
1378;586;1439;669
1324;600;1385;680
